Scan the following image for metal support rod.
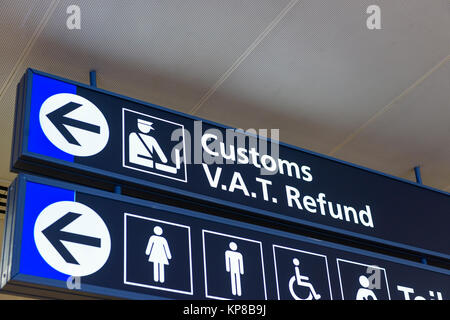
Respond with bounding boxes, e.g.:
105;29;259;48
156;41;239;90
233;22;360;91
414;166;422;184
114;185;122;194
414;166;428;265
89;70;97;87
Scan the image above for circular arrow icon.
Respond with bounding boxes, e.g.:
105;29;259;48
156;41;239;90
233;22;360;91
34;201;111;277
39;93;109;157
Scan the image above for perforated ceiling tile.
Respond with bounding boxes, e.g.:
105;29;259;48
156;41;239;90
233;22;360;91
24;0;292;111
0;0;448;191
194;0;450;190
333;61;450;191
0;69;20;183
195;0;450;150
0;0;291;182
0;1;53;93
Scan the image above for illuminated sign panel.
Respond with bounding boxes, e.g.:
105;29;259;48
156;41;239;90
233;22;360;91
1;175;448;300
11;69;450;259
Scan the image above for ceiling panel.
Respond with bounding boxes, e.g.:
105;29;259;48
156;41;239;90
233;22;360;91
0;1;54;184
195;0;450;155
0;0;291;182
0;0;52;88
0;70;22;183
21;0;292;111
333;61;450;190
0;0;448;190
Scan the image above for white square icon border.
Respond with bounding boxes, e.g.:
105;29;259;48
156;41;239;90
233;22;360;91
202;229;267;300
123;212;193;295
272;244;333;300
122;108;188;183
336;258;391;300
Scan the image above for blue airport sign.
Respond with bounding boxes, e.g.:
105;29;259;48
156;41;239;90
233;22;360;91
11;69;450;259
0;174;448;300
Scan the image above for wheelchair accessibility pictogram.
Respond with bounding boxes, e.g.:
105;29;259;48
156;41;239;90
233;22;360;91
273;245;332;300
288;258;321;300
